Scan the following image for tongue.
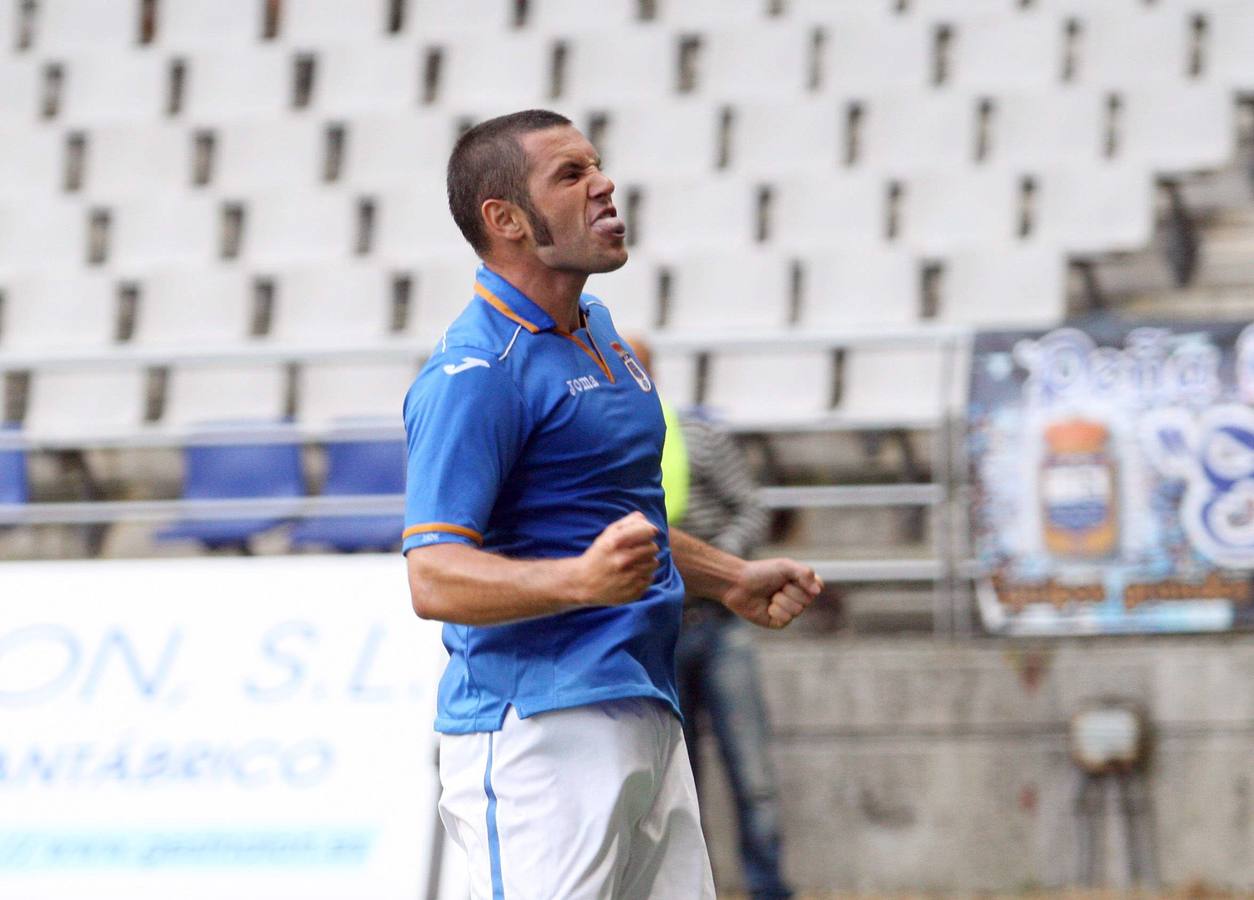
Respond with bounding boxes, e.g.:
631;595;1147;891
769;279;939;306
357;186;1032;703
593;215;626;237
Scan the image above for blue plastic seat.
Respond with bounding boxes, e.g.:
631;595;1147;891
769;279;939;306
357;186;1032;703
290;437;405;553
0;425;28;506
158;423;305;551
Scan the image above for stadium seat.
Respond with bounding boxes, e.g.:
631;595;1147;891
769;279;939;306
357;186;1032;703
797;249;919;328
904;0;1028;14
528;0;641;32
856;91;976;174
269;264;399;346
428;32;553;110
236;189;358;266
705;349;835;423
820;14;931;92
374;182;474;264
408;258;483;347
984;89;1105;169
634;176;757;254
31;0;139;52
162;363;289;429
0;272;120;351
839;346;948;424
81;122;192;200
183;48;293;120
940;247;1067;327
156;429;305;551
277;0;393;45
207;118;326;192
1207;0;1254;91
726;98;843;177
1117;85;1235;174
0;60;42;124
650;349;698;409
1032;164;1154;255
403;0;515;37
654;0;772;27
340;112;458;190
0;425;28;506
769;174;885;249
289;434;405;552
56;53;168;124
664;250;793;331
108;193;220;271
560;26;678;106
308;42;424;114
693;23;815;102
1069;7;1190;87
154;0;266;50
0;201;87;269
584;256;663;334
296;361;418;424
0;124;64;200
23;366;148;440
899;171;1019;254
788;0;898;20
946;12;1063;91
132;268;255;347
595;101;721;183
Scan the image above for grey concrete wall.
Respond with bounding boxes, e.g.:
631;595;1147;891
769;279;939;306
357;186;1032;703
695;635;1254;894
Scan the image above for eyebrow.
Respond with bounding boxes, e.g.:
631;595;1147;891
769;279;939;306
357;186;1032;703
551;155;602;176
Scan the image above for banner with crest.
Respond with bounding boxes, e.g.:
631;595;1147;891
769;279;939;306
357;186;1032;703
968;318;1254;635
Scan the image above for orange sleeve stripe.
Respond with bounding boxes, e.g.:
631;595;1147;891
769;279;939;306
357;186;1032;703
475;283;541;333
402;522;484;544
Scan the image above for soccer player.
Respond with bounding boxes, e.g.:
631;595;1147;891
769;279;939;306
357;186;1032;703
403;109;821;900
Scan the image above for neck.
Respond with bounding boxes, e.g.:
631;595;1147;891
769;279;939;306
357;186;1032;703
485;253;587;332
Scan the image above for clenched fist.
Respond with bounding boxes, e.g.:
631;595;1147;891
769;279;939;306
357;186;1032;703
572;511;661;607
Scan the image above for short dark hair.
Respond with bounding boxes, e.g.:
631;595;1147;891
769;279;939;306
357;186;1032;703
447;109;573;255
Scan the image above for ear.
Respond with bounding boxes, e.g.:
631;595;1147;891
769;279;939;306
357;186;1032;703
480;198;527;245
1138;407;1199;480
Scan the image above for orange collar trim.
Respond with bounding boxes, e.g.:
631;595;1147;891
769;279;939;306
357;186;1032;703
475;282;541;334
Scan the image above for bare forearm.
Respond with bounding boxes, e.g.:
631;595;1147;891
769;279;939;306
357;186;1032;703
407;544;583;625
670;527;747;603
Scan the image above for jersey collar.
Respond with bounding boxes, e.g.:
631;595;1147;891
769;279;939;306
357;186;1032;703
475;265;593;334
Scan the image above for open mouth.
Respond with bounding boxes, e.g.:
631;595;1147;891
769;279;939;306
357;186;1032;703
591;205;626;239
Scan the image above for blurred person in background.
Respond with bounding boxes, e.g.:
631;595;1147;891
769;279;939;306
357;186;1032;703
629;335;794;900
401;110;821;900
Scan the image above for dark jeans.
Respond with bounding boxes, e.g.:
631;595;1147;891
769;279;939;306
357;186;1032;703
675;612;793;900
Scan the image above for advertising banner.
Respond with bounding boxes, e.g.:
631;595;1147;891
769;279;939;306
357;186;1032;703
969;319;1254;635
0;555;466;899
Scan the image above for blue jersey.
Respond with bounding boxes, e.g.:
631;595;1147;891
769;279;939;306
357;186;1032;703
402;264;684;734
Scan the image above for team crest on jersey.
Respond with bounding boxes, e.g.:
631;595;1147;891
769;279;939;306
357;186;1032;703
610;342;653;393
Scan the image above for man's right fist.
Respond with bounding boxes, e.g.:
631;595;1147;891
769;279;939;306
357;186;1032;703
573;511;661;606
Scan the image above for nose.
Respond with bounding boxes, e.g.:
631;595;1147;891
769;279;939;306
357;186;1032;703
590;169;615;199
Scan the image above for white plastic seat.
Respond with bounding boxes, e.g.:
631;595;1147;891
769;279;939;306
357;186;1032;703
374;182;473;264
0;125;63;200
132;268;254;347
1207;0;1254;91
309;42;423;114
208;118;325;192
583;257;662;334
947;12;1063;91
1118;84;1235;173
430;32;552;109
162;363;288;428
238;190;357;266
705;350;834;423
695;23;814;102
1070;8;1190;88
279;0;392;45
561;27;677;106
821;14;931;92
269;263;396;346
408;258;484;347
32;0;138;52
904;0;1027;14
24;366;148;440
155;0;264;50
0;60;42;124
1032;165;1154;254
664;250;792;332
986;89;1105;169
728;99;843;177
597;102;721;182
82;123;191;201
57;53;168;124
654;0;772;27
941;247;1067;327
857;91;976;174
341;112;458;190
184;48;292;121
0;201;86;269
403;0;515;37
770;174;885;249
528;0;641;32
899;171;1019;254
840;346;946;425
0;272;118;351
788;0;898;20
109;193;219;271
651;349;698;409
798;249;919;328
297;361;418;425
634;177;757;254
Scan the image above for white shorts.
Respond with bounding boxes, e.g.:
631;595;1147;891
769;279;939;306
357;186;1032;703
438;697;716;900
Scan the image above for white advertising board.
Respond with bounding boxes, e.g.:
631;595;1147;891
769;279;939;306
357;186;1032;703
0;555;466;900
